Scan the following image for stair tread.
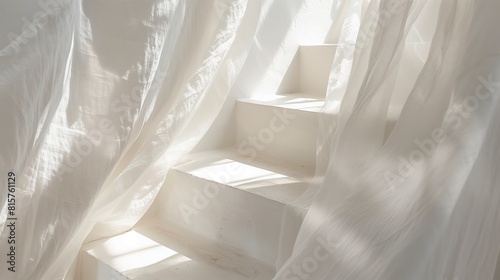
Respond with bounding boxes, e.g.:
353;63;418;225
238;93;325;113
239;94;401;124
82;223;274;280
173;148;314;206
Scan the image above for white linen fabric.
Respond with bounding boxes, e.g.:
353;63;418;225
0;0;258;279
1;0;499;280
275;0;500;279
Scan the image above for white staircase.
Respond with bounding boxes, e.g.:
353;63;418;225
79;45;336;280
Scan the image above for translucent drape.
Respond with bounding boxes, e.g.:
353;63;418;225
275;0;500;279
1;0;499;279
0;0;258;279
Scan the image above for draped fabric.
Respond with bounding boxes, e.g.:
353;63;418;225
275;0;500;279
0;0;258;278
1;0;499;280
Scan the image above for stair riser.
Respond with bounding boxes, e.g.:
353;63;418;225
236;102;318;168
156;169;292;264
278;45;337;97
299;45;337;97
80;251;129;280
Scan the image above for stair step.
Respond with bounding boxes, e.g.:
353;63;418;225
279;45;337;98
151;149;313;265
80;223;274;280
236;95;323;169
299;45;336;97
80;44;337;280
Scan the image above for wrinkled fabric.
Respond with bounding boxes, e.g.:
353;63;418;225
0;0;256;279
276;0;500;279
1;0;500;279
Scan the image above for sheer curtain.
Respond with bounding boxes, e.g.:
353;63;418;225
0;0;259;279
1;0;500;279
276;0;500;279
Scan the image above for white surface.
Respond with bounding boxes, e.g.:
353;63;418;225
82;230;178;279
299;45;337;97
151;149;311;265
236;95;322;169
277;45;337;97
81;225;274;280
